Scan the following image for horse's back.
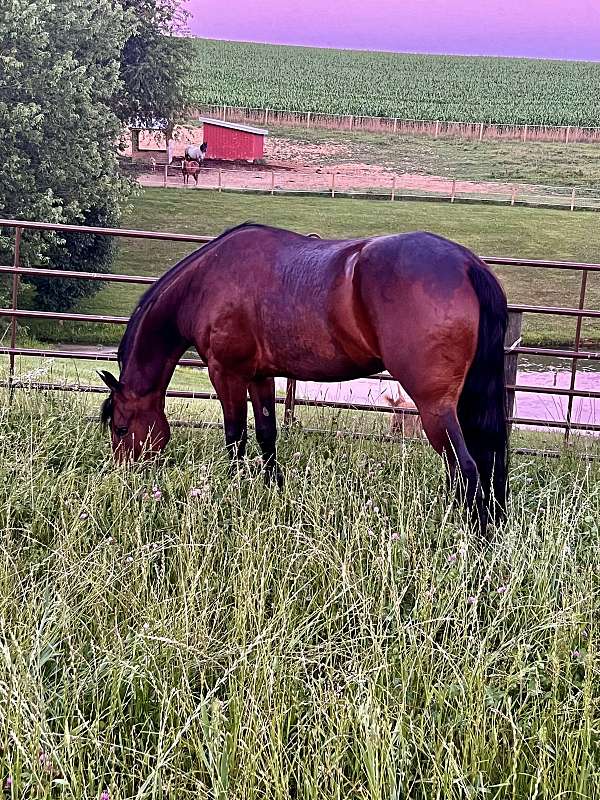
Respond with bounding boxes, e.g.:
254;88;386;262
190;225;376;379
199;225;366;321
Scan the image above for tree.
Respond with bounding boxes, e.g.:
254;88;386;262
0;0;132;311
0;0;190;314
115;0;190;134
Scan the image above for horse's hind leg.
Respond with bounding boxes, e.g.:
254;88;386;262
208;363;249;471
419;405;487;535
249;377;283;488
383;357;485;530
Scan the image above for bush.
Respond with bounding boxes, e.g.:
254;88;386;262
28;206;118;312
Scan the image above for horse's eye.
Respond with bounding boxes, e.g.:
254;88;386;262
115;426;128;438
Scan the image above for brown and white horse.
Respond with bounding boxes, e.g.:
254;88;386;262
181;159;200;186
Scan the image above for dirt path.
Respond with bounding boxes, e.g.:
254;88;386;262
130;126;525;198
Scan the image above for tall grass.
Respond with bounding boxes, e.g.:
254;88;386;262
1;391;599;799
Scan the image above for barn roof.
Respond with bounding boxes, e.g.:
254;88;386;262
198;117;269;136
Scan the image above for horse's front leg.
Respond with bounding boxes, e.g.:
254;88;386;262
249;377;283;489
208;363;249;473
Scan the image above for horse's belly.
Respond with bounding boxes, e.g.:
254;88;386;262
281;359;382;382
258;303;381;381
261;329;381;381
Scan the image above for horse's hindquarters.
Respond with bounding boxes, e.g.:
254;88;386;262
355;237;479;411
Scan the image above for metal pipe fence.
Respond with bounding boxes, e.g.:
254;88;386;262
1;218;600;446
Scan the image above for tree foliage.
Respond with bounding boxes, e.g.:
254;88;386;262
0;0;132;310
115;0;190;132
0;0;189;313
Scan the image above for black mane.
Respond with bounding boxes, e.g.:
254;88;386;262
100;394;113;426
117;222;264;370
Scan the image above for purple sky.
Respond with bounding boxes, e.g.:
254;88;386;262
187;0;600;61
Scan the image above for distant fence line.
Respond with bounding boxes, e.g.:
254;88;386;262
142;163;600;212
190;104;600;144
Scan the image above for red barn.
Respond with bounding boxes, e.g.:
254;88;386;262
199;117;268;162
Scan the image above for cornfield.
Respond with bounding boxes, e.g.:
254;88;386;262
186;38;600;127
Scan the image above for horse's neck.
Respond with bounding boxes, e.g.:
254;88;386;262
121;293;190;398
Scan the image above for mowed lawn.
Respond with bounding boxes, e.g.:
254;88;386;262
24;188;600;347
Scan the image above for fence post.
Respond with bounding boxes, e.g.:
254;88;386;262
331;172;336;198
511;188;516;206
479;122;484;141
349;114;354;130
504;310;523;436
271;171;275;195
565;269;588;443
391;175;396;202
264;108;269;125
163;163;168;188
203;106;600;143
450;179;456;203
8;226;22;393
284;379;297;426
218;168;222;192
570;187;576;211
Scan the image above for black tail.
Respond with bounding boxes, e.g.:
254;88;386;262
458;259;509;522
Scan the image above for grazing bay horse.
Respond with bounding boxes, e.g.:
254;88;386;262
99;224;508;534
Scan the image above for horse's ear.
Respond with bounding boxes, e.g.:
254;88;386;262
97;370;122;392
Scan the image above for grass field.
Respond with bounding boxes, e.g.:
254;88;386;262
1;390;599;798
186;38;600;126
16;189;600;348
266;125;600;188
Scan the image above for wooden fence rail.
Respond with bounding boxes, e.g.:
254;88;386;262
192;104;600;144
152;165;600;212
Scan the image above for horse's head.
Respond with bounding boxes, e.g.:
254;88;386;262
98;370;170;462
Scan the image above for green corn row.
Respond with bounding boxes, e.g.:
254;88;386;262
184;38;600;127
